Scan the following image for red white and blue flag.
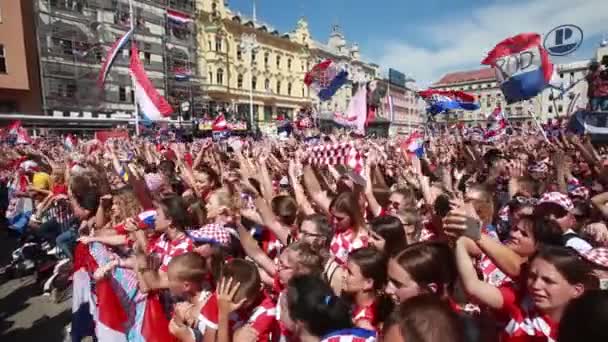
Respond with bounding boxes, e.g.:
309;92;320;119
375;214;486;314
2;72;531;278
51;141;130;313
135;210;157;230
64;134;78;151
418;89;480;115
97;28;134;88
167;9;193;24
482;33;554;104
304;59;349;101
173;67;193;81
484;106;508;142
402;131;425;158
130;44;173;121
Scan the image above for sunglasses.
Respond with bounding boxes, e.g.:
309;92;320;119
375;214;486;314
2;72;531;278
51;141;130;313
511;196;539;206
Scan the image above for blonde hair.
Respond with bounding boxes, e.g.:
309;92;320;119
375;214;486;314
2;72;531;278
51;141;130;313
113;190;143;222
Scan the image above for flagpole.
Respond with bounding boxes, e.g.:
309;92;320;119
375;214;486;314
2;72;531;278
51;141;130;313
129;0;140;136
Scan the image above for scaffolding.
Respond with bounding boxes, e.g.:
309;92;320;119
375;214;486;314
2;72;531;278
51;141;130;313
35;0;206;117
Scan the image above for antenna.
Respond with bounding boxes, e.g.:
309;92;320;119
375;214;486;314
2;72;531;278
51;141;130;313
252;0;256;26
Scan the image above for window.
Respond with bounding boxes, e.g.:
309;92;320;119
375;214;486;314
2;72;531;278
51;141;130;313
265;78;270;91
264;52;269;67
276;81;281;94
119;87;127;101
0;45;6;74
252;76;257;90
287;58;292;70
67;83;76;98
216;68;224;84
276;55;281;68
215;36;222;52
208;71;213;83
252;51;256;63
548;106;553;113
237;74;243;88
558;105;563;113
131;90;135;103
144;52;151;65
288;82;292;96
208;41;212;51
302;87;305;97
237;47;242;60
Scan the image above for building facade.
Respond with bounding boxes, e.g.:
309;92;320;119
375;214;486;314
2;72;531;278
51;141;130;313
430;68;538;126
0;0;43;113
375;79;425;135
310;26;378;116
196;0;312;133
33;0;203;120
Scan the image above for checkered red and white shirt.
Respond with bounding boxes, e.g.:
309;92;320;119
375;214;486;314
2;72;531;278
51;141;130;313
330;228;369;265
477;253;513;288
498;285;558;342
352;302;378;332
149;232;194;272
199;292;279;341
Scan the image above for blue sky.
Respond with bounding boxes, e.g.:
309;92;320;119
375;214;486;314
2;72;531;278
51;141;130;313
228;0;607;85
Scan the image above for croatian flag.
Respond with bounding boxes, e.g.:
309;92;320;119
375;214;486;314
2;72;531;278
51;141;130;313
418;89;480;115
212;113;228;132
97;28;134;88
173;67;192;81
482;33;554;104
167;9;193;24
130;44;173;121
402;131;425;158
135;210;157;230
484;106;508;142
65;134;78;151
304;59;349;101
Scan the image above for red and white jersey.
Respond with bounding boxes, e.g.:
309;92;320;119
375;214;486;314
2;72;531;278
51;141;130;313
199;292;278;341
149;233;194;272
352;302;377;332
477;253;513;288
330;228;369;265
320;328;377;342
498;285;558;342
259;227;285;264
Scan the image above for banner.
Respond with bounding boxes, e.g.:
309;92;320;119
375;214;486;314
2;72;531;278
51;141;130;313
95;129;130;143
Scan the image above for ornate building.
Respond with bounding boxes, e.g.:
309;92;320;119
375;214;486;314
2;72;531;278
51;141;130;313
196;0;312;132
34;0;203;120
310;26;378;116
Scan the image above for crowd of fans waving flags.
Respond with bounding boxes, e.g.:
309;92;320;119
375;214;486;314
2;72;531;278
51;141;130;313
1;29;608;342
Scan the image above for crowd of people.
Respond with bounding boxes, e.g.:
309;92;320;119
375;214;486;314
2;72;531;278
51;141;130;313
2;121;608;342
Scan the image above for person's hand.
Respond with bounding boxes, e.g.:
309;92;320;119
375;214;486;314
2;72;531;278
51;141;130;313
217;277;246;316
233;325;259;342
124;218;139;232
174;302;196;326
78;236;95;244
443;199;482;241
168;318;192;340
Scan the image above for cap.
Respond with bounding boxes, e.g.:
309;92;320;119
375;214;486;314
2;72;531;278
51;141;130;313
580;248;608;269
537;192;574;212
188;224;231;248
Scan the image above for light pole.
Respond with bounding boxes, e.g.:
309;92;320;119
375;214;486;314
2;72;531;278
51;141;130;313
240;33;258;133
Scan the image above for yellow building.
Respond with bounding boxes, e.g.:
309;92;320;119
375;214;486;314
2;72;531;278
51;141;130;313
196;0;312;131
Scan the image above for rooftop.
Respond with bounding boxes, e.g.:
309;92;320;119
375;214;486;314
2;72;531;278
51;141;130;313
433;67;496;86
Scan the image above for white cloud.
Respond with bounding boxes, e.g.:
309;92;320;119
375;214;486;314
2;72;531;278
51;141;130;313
371;0;607;87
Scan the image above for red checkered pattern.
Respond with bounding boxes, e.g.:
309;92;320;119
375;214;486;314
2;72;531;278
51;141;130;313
307;143;364;174
149;233;194;272
188;223;231;248
528;162;548;174
538;192;574;211
499;285;558;342
330;228;369;265
581;247;608;268
569;186;590;200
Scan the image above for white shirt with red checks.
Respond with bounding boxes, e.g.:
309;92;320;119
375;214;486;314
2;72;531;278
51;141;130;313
199;292;279;341
149;232;194;272
330;228;369;265
498;285;558;342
